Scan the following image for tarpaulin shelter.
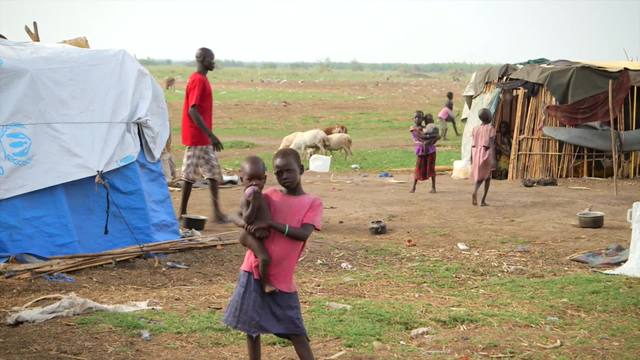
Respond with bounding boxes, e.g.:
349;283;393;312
0;40;179;258
456;60;640;180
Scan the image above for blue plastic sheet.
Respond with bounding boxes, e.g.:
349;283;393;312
0;152;179;257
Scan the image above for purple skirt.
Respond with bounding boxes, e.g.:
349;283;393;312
223;271;307;339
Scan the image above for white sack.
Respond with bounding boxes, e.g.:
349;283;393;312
605;202;640;277
6;293;160;325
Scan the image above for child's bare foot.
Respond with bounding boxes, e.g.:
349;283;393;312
481;202;489;207
409;188;416;193
264;284;277;294
472;193;478;206
214;214;230;224
430;188;436;193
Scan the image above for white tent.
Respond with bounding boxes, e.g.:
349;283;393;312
0;40;169;199
1;40;178;258
452;85;501;179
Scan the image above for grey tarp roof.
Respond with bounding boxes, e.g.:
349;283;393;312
466;64;519;97
467;61;640;105
509;63;623;104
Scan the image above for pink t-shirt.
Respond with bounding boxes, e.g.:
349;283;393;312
240;187;323;292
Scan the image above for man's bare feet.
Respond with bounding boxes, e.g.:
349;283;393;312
214;214;230;224
472;193;478;206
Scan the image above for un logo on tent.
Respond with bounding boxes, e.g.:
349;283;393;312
0;123;33;175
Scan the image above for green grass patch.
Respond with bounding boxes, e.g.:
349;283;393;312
363;244;404;257
76;310;242;346
164;87;351;104
224;140;257;149
485;273;640;313
496;235;529;245
411;260;461;289
218;148;459;173
306;298;428;348
431;311;481;327
148;65;436;83
329;148;459;172
217;88;351;103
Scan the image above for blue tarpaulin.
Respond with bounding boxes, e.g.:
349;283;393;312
0;151;179;258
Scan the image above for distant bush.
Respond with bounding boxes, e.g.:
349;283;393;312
142;58;497;74
351;59;364;71
139;58;174;66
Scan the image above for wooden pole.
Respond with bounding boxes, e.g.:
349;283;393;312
633;86;638;178
508;89;525;180
33;21;40;42
608;80;618;195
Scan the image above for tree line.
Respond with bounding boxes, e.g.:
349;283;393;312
139;57;494;73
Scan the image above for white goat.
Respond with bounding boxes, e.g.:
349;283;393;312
278;131;303;150
289;129;330;158
326;133;353;159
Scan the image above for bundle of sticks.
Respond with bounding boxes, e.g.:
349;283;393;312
507;88;561;179
508;86;640;180
0;231;239;280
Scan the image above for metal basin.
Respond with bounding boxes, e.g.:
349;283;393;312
181;215;208;230
577;211;604;228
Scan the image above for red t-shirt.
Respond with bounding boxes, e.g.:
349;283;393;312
240;188;323;293
181;72;213;146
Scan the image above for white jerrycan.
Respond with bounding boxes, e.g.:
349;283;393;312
309;155;332;172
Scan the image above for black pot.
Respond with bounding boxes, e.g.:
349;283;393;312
577;211;604;228
369;220;387;235
181;215;208;230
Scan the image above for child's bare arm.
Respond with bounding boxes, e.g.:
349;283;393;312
230;197;249;229
248;221;314;242
230;214;246;228
272;222;315;242
242;191;264;224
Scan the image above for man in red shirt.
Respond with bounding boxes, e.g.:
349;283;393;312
179;47;227;223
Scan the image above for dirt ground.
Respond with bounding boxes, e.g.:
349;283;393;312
1;173;638;359
2;71;638;359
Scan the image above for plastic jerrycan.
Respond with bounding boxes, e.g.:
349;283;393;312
309;155;332;172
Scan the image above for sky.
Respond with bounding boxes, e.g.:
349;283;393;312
1;0;639;64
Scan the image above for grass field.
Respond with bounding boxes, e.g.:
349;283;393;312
154;65;466;173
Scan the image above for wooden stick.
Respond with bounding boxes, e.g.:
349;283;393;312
19;294;65;309
508;89;525;180
518;136;556;140
583;148;587;177
50;233;237;259
634;87;638;177
516;152;566;155
32;21;40;42
521;95;535;178
24;25;36;41
2;237;240;279
608;80;618;195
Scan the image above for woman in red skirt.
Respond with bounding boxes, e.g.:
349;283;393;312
410;112;440;193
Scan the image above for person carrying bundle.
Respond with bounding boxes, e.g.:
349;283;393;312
410;111;441;193
437;91;460;140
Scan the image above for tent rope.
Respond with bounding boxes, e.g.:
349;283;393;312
95;171;145;252
95;171;110;235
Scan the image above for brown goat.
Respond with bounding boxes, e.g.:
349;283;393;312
323;125;348;135
165;77;176;91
